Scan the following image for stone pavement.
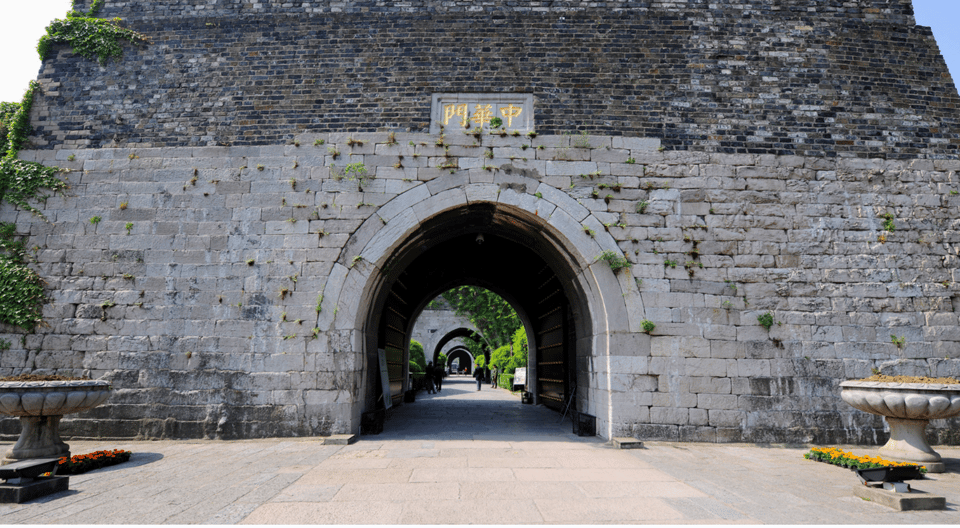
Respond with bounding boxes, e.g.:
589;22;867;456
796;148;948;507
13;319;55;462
1;374;958;524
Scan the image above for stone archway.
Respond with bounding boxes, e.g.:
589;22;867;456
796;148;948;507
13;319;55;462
445;346;474;374
330;175;639;438
409;306;479;368
432;327;486;366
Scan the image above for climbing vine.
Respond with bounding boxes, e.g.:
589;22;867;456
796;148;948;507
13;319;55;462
0;222;45;331
0;82;67;215
0;0;148;332
0;158;65;216
0;83;64;331
37;0;146;65
0;103;20;145
0;76;62;333
3;81;40;155
0;81;67;218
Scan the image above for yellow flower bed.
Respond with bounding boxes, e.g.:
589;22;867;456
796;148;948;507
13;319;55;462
804;447;926;473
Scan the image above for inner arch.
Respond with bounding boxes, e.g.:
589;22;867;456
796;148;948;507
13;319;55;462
433;327;486;365
351;196;632;437
445;347;474;374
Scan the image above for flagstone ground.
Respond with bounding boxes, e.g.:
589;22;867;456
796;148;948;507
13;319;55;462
1;375;957;524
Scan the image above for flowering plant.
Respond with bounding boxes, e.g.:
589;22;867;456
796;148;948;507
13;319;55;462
57;449;132;475
804;447;926;473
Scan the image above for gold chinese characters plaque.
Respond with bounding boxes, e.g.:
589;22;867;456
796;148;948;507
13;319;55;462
430;93;534;134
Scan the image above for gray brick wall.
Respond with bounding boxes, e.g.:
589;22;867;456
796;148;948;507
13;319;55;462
3;131;959;443
30;0;959;158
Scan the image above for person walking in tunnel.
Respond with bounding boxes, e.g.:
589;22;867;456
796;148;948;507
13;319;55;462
425;362;436;394
473;365;484;391
433;362;443;392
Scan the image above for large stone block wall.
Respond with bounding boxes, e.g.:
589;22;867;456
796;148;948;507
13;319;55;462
2;131;959;444
31;0;959;158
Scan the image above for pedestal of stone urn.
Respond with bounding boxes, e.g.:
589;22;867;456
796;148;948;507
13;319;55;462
0;380;112;464
840;380;960;473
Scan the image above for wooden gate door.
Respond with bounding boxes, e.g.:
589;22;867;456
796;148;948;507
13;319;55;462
381;279;411;407
534;265;568;411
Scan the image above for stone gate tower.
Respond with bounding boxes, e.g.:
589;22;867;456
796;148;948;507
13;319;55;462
1;0;959;444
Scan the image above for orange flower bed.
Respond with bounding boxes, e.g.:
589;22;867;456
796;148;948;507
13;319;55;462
57;449;131;475
804;447;926;473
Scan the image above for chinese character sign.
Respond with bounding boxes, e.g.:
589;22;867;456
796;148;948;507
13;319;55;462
471;104;494;127
440;103;517;129
500;104;523;127
431;94;534;134
444;103;469;128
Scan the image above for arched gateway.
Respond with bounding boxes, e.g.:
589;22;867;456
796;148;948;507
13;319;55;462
445;347;474;374
433;328;486;367
327;177;638;438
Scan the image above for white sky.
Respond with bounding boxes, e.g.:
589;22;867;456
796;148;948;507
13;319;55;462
0;0;957;103
2;0;72;103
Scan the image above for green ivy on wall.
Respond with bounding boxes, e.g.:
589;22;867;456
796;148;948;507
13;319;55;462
37;0;147;65
0;82;65;332
2;82;39;155
0;81;66;216
0;0;149;331
0;223;45;331
0;81;66;215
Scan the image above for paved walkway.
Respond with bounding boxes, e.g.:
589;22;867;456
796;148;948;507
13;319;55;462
1;375;958;524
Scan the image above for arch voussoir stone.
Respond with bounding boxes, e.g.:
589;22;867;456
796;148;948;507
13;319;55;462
360;207;420;268
343;175;635;437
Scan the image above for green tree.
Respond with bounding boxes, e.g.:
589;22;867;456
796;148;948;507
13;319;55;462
409;339;426;371
436;352;447;368
510;327;528;369
474;354;486;369
490;344;511;370
409;360;424;374
488;328;528;375
455;333;486;363
440;286;521;356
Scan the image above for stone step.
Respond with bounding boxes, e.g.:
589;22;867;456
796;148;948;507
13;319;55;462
320;434;357;445
852;485;946;511
611;437;644;449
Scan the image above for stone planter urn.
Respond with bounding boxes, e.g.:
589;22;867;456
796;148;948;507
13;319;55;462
840;380;960;473
0;380;112;464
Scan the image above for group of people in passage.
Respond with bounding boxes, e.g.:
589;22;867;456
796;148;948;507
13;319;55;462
423;362;444;394
424;363;501;393
473;365;500;391
424;361;500;394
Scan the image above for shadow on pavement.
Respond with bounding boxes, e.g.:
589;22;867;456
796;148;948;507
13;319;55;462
373;375;583;442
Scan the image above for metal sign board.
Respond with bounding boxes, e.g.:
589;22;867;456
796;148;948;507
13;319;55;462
514;367;527;387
